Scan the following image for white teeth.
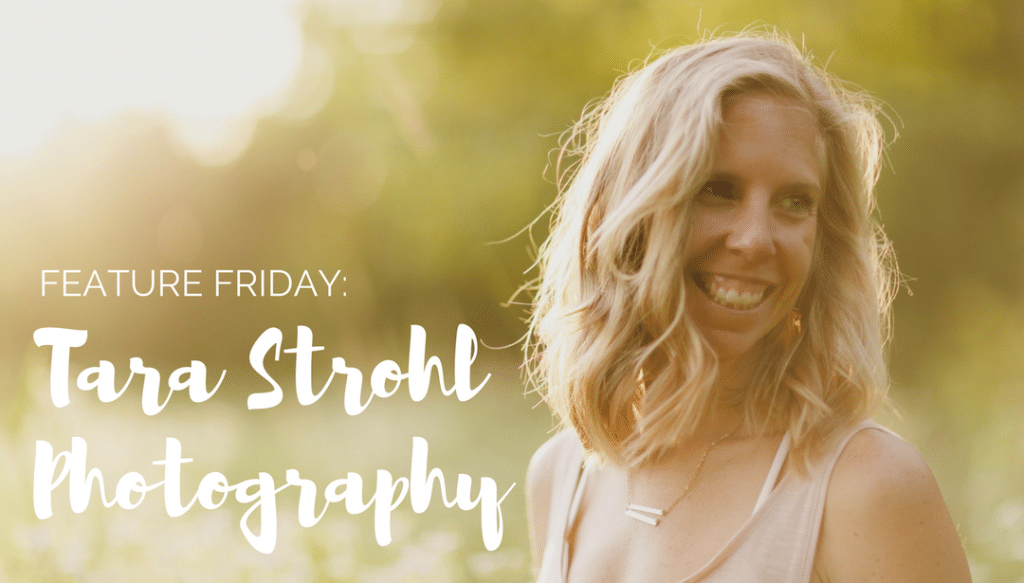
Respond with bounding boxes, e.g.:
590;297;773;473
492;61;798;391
704;276;767;310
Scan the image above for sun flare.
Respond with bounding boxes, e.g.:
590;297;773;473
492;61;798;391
0;0;306;164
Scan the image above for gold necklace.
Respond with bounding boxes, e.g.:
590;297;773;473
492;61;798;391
624;426;739;526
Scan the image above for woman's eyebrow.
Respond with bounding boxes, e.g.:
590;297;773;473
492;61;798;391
705;171;738;182
782;180;823;194
706;171;822;193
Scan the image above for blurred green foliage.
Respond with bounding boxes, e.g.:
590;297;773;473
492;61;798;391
1;0;1022;580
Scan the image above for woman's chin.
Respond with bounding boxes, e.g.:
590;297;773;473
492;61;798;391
703;331;758;365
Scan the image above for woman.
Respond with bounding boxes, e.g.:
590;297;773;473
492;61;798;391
525;33;971;582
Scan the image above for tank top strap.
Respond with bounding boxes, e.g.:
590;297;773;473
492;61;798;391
818;420;897;476
788;420;895;580
686;420;898;583
535;431;586;583
753;432;790;513
560;456;592;578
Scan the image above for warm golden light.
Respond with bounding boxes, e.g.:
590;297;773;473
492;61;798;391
0;0;306;164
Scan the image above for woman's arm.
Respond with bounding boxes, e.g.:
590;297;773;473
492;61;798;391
816;428;972;582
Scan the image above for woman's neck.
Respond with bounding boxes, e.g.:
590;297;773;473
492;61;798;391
692;349;761;443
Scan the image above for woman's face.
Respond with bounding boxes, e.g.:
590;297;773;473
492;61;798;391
684;93;824;365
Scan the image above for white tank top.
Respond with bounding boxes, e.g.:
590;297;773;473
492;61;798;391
533;421;891;583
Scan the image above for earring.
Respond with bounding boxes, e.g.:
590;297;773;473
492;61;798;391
781;309;802;350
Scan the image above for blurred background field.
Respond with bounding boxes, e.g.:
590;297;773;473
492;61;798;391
0;0;1022;581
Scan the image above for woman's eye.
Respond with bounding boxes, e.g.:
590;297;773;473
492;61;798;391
780;195;815;214
698;180;734;200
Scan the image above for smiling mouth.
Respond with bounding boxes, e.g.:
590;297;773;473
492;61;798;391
693;273;774;310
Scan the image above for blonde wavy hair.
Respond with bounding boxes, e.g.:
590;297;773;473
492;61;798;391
524;31;899;471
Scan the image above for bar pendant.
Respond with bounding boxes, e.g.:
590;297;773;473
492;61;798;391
624;508;660;525
626;503;665;516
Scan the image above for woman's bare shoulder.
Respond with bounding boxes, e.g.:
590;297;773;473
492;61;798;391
816;426;972;582
527;429;583;520
529;429;582;479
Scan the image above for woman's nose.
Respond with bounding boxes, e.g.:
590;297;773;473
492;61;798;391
725;198;774;259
